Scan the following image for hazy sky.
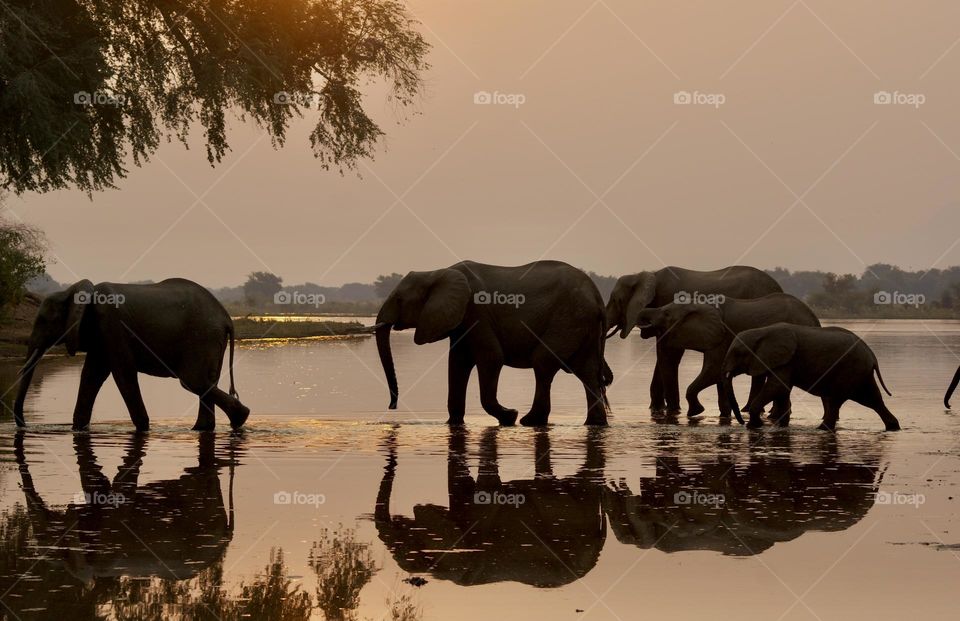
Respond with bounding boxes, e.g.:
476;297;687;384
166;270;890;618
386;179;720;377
9;0;960;287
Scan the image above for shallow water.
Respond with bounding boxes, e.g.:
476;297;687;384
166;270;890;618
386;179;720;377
1;320;959;619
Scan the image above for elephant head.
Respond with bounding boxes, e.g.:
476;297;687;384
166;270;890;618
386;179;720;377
721;327;798;414
605;272;658;339
635;303;726;351
13;280;94;426
374;269;471;409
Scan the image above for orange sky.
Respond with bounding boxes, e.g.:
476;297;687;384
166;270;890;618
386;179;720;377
9;0;960;287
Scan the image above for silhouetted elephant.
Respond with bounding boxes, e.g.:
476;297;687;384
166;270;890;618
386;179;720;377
375;261;610;426
373;427;607;587
603;432;883;555
606;266;782;414
13;278;250;431
945;365;960;408
635;293;820;420
11;431;238;585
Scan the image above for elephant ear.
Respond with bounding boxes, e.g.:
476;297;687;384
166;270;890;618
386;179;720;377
621;273;657;338
64;280;94;356
748;329;797;376
414;270;470;345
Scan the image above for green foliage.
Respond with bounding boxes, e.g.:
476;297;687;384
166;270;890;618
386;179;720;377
309;525;377;621
0;0;430;194
0;209;45;311
243;270;282;306
374;272;402;298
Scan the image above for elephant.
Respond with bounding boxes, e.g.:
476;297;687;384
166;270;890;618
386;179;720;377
603;431;884;555
13;278;250;431
373;426;607;587
945;365;960;408
8;430;237;590
721;323;901;431
375;260;610;426
635;293;820;420
605;266;782;414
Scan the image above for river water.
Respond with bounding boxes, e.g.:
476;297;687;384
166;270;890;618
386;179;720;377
0;320;958;619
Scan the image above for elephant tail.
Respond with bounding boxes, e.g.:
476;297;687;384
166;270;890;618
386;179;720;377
228;324;238;398
874;364;892;397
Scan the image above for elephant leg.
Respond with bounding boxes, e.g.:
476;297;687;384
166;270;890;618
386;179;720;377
817;397;845;431
745;376;767;416
658;345;684;414
686;353;721;418
770;395;793;427
193;394;216;431
520;362;559;427
746;377;791;429
208;388;250;429
649;358;665;411
477;362;517;426
112;369;150;432
446;348;474;425
851;382;901;431
72;356;110;431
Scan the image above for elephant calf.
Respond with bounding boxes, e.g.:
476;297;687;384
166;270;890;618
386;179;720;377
375;260;610;426
13;278;250;431
722;323;900;431
635;293;820;420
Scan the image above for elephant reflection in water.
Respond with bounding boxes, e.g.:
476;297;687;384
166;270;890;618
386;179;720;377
0;431;240;619
603;432;884;555
374;427;607;587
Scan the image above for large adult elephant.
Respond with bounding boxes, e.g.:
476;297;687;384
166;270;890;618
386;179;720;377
13;278;250;431
375;260;610;426
373;426;607;586
606;266;782;413
11;431;237;586
945;365;960;408
635;293;820;420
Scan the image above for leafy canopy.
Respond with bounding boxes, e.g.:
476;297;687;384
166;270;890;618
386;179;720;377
0;0;429;194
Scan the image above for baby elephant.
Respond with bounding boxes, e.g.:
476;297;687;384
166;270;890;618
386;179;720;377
635;293;819;420
721;323;900;431
13;278;250;432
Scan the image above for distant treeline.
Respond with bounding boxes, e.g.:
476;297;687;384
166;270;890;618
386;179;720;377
25;263;960;318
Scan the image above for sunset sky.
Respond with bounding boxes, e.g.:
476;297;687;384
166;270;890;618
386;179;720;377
9;0;960;287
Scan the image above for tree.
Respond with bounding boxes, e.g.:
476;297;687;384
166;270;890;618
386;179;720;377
374;272;402;298
243;271;282;307
0;0;429;194
0;206;45;312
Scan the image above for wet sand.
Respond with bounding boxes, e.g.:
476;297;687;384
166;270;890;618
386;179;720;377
1;320;958;619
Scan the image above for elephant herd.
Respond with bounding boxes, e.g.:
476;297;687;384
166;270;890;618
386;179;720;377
9;261;960;432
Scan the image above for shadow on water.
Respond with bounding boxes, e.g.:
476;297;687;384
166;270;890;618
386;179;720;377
373;427;886;587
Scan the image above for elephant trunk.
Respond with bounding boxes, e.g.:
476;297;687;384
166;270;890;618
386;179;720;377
12;348;42;427
375;323;399;409
946;366;960;409
723;372;745;425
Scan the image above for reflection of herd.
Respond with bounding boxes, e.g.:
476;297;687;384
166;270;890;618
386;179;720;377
374;427;885;586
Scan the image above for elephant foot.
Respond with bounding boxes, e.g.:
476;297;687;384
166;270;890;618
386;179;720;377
228;404;251;429
446;416;466;426
496;408;519;426
885;421;901;432
583;413;608;426
519;411;548;427
746;414;765;429
816;421;837;432
664;406;683;416
686;403;705;418
192;422;216;432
